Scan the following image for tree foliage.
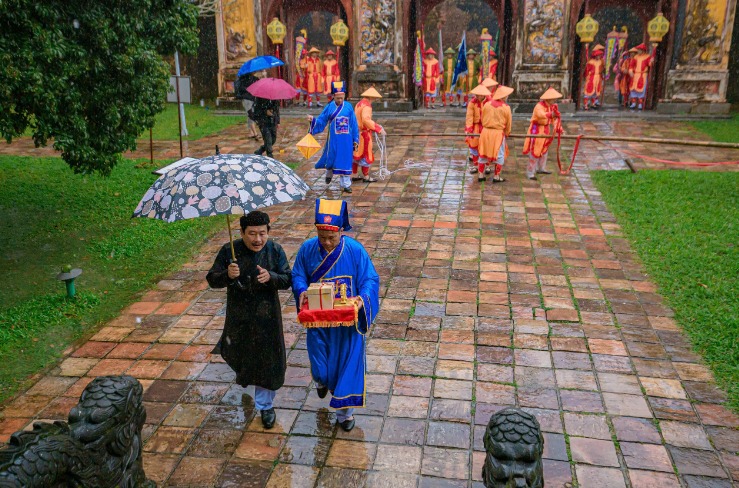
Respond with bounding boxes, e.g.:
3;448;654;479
0;0;199;175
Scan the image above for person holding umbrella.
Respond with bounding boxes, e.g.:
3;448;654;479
206;211;292;430
247;77;300;159
253;96;280;158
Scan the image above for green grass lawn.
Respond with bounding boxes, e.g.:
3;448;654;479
691;112;739;143
0;156;223;403
147;104;245;141
592;170;739;410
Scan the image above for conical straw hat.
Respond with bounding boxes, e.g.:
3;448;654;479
592;44;605;51
470;84;491;97
540;87;563;100
492;85;514;100
361;87;382;98
481;77;499;88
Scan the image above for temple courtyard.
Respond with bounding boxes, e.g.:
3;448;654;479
0;114;737;487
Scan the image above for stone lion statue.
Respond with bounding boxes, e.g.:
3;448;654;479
482;408;545;488
0;375;153;487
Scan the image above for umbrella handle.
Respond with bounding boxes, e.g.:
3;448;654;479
226;214;236;261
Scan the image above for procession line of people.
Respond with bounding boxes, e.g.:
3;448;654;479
207;199;379;433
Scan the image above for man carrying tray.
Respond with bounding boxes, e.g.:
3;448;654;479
292;199;380;431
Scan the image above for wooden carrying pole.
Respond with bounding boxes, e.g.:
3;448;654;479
382;133;739;149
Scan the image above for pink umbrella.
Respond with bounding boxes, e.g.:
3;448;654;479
247;77;299;100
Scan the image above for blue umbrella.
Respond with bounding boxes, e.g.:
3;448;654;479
237;56;285;76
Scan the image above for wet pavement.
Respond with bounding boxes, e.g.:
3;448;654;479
1;115;738;487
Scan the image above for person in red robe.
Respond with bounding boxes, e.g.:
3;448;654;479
301;47;324;108
629;43;653;110
322;50;341;103
583;45;605;110
422;48;440;109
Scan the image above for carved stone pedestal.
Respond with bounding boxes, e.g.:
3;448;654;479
352;65;413;112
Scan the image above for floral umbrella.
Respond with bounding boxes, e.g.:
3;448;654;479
133;153;309;259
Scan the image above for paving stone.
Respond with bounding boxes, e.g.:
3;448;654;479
217;461;274;487
421;447;469;479
669;446;728;478
620;442;674;472
611;417;662;444
268;463;320;488
564;413;611;440
575;465;627;488
570;437;620;467
660;420;713;450
279;435;332;466
426;421;471;449
628;470;682;488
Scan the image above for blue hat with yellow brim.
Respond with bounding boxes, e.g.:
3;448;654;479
315;199;351;231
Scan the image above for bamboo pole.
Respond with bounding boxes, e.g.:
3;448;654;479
382;133;739;149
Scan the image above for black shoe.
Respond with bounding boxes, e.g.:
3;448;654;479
363;177;377;183
325;176;332;184
351;175;363;181
317;385;328;398
343;187;353;193
477;177;486;182
529;176;538;181
536;170;552;175
339;417;355;432
260;408;276;429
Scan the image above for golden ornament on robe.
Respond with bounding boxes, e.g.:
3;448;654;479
296;133;321;159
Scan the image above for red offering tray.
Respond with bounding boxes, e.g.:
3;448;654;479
298;298;360;328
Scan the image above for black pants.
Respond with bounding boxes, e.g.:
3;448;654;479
255;124;277;158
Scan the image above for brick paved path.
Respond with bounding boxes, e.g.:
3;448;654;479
1;117;738;487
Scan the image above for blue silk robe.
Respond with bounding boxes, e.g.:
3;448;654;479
310;101;359;176
292;235;380;409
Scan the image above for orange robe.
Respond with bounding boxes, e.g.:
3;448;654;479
479;59;498;82
618;57;631;99
353;99;382;163
423;58;440;95
465;98;483;149
523;102;561;158
301;57;323;95
478;100;511;161
322;59;340;95
629;53;653;97
583;58;604;98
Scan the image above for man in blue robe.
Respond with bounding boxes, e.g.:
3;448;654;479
292;199;380;431
308;81;359;194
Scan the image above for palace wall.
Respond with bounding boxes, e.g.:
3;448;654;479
207;0;736;111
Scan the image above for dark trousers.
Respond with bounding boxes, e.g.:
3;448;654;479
255;124;277;157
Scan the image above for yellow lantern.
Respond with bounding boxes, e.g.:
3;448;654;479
330;19;349;47
266;18;286;45
296;133;321;159
647;12;670;43
576;14;599;44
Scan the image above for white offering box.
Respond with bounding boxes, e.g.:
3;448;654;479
307;283;335;310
